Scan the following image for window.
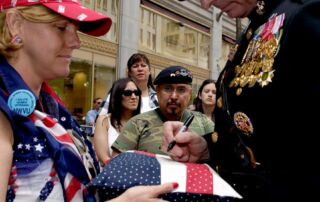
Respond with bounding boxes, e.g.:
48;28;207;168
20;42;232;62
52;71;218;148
140;7;210;69
79;0;119;42
49;60;92;124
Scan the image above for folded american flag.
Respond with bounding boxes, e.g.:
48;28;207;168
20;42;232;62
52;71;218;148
88;151;242;201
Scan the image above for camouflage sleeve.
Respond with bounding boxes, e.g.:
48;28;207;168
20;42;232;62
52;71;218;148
203;115;215;134
111;118;140;153
189;112;215;136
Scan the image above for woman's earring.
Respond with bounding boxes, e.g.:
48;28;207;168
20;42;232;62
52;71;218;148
11;36;23;45
256;0;265;15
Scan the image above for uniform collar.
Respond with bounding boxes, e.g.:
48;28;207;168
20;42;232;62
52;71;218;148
248;0;286;23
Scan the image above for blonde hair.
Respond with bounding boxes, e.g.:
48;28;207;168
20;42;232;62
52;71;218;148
0;6;62;58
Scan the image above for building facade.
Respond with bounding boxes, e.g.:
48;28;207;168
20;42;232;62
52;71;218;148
49;0;246;123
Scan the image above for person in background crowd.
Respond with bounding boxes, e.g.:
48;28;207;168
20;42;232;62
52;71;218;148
94;78;141;165
85;97;102;126
127;53;158;113
193;79;216;122
100;53;158;115
112;66;214;156
162;0;320;201
0;0;177;201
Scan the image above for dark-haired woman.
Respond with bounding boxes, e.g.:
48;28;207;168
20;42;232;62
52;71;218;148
194;79;216;122
127;53;158;113
94;78;141;164
100;53;158;115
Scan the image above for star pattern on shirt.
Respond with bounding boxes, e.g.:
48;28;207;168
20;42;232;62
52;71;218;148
17;143;23;149
35;143;44;152
25;144;31;150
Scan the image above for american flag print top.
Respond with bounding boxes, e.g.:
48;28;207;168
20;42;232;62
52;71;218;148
6;109;93;202
0;57;98;202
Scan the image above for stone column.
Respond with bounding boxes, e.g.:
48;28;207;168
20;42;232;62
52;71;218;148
117;0;140;78
209;7;223;81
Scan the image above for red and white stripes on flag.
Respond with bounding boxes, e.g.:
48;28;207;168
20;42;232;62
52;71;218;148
30;110;86;202
64;173;86;202
138;151;242;199
31;110;81;158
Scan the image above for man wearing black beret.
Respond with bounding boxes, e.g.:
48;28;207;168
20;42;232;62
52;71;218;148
111;66;215;155
153;66;193;85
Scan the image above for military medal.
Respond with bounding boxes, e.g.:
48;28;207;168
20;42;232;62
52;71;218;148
258;70;275;87
248;75;258;88
228;13;285;95
233;112;254;136
239;75;249;87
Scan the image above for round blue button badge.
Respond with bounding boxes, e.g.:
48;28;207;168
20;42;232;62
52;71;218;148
8;89;36;116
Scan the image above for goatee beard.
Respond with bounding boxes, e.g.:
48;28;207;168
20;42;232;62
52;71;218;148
171;111;177;116
168;110;179;120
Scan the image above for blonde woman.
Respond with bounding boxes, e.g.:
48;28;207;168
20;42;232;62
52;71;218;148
0;1;177;201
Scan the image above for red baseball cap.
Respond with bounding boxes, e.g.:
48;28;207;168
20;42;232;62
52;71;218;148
0;0;112;37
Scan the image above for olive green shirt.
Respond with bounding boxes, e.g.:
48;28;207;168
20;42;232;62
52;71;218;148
112;109;214;155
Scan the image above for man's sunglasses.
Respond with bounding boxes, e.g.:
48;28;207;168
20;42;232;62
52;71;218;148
122;90;141;97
